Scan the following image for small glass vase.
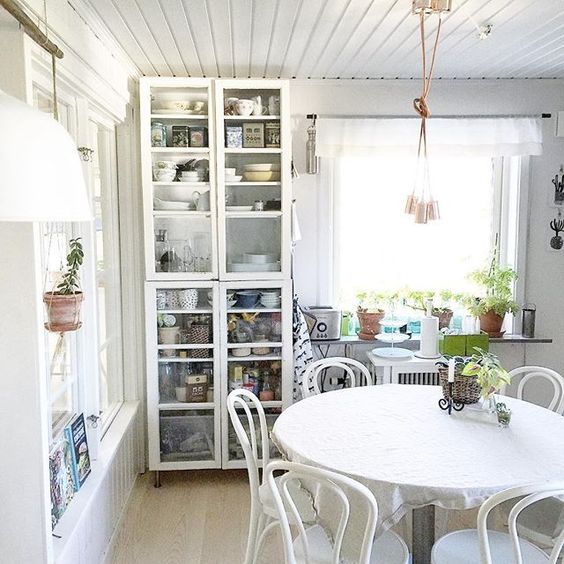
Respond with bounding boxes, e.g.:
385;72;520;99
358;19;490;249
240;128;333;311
482;394;497;413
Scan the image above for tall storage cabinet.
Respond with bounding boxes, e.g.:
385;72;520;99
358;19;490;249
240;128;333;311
141;77;292;473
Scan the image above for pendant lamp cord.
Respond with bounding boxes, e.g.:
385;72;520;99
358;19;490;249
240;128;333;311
42;0;59;121
411;11;443;200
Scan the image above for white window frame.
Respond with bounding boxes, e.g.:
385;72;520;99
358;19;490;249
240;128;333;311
322;155;526;314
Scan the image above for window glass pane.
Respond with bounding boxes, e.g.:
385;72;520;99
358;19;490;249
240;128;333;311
88;119;124;424
335;155;496;309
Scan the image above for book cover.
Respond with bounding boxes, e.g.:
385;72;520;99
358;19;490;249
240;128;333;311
65;413;92;489
49;438;76;529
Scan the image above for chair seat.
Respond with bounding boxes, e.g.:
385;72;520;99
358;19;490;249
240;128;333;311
432;529;549;564
259;476;317;523
292;524;409;564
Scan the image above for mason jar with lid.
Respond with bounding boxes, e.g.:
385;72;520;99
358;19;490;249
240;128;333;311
151;122;167;147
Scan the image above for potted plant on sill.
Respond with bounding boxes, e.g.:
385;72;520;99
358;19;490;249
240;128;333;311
356;291;392;340
461;347;511;410
405;289;464;329
468;246;519;337
43;237;84;332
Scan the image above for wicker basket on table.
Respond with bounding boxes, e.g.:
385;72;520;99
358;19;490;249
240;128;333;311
438;367;481;405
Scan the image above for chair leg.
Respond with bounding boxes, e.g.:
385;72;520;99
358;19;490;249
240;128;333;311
253;516;276;564
244;507;261;564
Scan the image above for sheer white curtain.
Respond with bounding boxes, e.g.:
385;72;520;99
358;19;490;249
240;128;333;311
316;117;543;158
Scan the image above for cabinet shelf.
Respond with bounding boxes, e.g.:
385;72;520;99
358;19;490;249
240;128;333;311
224;115;280;120
153;181;209;186
157;308;213;314
224;148;282;154
158;402;215;410
158;344;214;349
227;308;281;313
227;342;282;348
151;113;208;120
151;147;209;153
153;211;211;217
225;211;282;219
158;357;213;363
228;355;282;362
225;181;280;186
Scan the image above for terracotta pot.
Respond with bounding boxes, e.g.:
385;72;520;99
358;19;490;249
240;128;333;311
43;292;84;332
434;310;453;330
479;310;505;337
357;311;385;340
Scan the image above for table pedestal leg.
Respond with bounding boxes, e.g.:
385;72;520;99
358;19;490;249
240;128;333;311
412;505;435;564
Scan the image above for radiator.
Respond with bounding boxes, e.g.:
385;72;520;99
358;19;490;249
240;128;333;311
396;372;440;386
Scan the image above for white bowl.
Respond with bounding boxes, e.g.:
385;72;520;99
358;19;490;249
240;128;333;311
225;175;243;183
154;160;177;170
226;205;253;211
244;163;281;172
242;171;280;182
154;173;177;182
243;253;277;264
225;168;237;176
153;198;192;210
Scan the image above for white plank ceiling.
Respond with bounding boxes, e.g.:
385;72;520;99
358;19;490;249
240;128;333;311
86;0;564;79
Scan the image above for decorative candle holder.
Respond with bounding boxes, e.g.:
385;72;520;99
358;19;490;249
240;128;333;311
438;380;465;415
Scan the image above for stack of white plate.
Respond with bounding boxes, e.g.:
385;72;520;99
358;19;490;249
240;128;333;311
229;252;280;273
260;290;281;308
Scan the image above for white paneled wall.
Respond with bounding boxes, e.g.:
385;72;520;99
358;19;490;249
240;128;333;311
55;404;142;564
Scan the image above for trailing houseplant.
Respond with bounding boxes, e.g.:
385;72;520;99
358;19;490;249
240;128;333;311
461;347;511;406
43;237;85;332
467;244;519;337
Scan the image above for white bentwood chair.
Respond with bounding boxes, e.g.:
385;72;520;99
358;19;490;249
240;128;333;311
301;357;373;398
502;367;564;550
431;482;564;564
227;389;316;564
263;460;410;564
509;366;564;415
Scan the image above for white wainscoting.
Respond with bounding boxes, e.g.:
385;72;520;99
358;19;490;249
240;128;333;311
54;402;143;564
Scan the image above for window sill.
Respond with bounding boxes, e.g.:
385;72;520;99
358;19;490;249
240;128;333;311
52;400;140;561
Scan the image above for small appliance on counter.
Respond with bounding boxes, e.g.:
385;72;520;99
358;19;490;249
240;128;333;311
302;306;342;341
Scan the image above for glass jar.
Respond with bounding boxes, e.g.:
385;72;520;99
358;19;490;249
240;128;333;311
151;122;167;147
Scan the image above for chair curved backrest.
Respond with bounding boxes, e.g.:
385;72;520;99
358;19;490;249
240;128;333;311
265;460;378;564
478;481;564;564
508;366;564;414
301;357;373;398
227;389;270;563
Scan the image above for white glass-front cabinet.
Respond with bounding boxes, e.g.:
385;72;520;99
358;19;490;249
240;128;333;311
220;280;293;469
215;80;291;280
140;78;218;280
145;281;221;470
142;78;293;472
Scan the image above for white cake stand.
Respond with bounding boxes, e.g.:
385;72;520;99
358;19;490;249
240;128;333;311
372;320;413;360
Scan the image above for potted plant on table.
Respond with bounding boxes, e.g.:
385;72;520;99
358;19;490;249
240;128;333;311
356;291;393;340
468;246;519;337
461;348;512;410
43;237;84;332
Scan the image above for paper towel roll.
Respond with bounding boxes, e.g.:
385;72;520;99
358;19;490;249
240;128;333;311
419;316;439;358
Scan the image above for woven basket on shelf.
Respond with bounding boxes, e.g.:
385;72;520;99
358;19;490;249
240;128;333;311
438;367;481;404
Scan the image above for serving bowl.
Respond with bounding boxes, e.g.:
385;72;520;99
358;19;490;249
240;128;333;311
244;163;281;172
242;171;280;182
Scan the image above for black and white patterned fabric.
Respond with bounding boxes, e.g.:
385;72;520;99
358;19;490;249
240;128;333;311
293;296;314;401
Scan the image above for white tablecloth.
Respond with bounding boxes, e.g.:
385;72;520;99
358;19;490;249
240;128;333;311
272;385;564;531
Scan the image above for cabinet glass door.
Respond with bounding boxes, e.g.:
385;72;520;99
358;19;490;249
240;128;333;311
142;80;217;280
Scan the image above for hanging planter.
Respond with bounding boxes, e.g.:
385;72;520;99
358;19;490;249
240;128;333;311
44;237;84;332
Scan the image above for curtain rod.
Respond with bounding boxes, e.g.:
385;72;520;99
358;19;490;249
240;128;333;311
306;113;552;120
0;0;63;59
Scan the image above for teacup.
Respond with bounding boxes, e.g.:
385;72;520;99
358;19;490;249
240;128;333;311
235;99;255;116
155;160;177;170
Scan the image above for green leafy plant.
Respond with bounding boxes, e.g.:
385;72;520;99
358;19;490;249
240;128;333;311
467;243;519;317
356;291;398;312
461;347;511;398
55;238;84;295
404;289;466;314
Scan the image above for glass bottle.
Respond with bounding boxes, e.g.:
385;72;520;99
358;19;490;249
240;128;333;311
155;229;168;271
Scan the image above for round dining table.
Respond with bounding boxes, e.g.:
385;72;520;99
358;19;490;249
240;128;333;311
272;384;564;564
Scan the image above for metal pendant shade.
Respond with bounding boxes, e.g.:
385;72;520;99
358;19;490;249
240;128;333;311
0;89;92;222
412;0;452;14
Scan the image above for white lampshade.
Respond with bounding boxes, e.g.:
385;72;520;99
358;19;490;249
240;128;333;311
0;89;92;221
